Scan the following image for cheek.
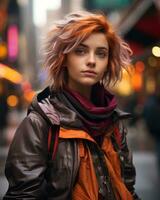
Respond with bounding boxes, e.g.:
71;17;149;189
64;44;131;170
104;58;109;67
67;64;78;79
99;71;106;79
100;61;108;73
66;57;80;70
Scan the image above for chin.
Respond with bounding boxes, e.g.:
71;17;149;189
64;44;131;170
81;80;98;87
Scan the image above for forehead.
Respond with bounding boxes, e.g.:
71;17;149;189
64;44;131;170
81;32;109;49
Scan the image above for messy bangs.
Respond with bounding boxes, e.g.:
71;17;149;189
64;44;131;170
42;11;132;90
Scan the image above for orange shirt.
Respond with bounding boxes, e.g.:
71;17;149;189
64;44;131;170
59;128;133;200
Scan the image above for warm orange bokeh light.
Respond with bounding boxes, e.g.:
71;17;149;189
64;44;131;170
131;72;143;91
0;42;7;59
24;91;36;102
0;63;22;84
7;95;18;107
135;61;145;73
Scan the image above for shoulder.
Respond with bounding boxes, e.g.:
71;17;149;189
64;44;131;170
10;111;49;150
27;110;49;130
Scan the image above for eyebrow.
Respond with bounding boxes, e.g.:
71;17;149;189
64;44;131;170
79;43;109;51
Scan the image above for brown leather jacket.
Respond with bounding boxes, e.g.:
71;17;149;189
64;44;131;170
3;88;140;200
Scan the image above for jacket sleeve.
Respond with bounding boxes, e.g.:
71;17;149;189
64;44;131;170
118;121;141;200
3;112;49;199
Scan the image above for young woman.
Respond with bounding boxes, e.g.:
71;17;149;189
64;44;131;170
3;11;140;200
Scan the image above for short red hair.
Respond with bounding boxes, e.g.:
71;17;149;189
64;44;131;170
42;11;132;90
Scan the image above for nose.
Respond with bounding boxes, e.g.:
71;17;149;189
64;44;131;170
87;52;96;68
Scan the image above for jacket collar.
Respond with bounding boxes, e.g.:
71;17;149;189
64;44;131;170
28;87;131;130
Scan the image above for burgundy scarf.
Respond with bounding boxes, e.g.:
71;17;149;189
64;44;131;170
62;84;117;138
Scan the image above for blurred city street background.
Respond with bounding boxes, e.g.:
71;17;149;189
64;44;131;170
0;0;160;199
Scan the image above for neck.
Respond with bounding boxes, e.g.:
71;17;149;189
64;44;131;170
67;84;92;100
79;87;92;100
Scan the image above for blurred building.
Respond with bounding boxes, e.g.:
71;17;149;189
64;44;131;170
118;0;160;96
0;0;21;143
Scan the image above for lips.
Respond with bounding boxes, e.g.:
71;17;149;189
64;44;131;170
81;70;97;77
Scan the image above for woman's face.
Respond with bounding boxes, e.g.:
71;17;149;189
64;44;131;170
65;32;109;93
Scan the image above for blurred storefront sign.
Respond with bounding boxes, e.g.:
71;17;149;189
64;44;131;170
84;0;131;11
